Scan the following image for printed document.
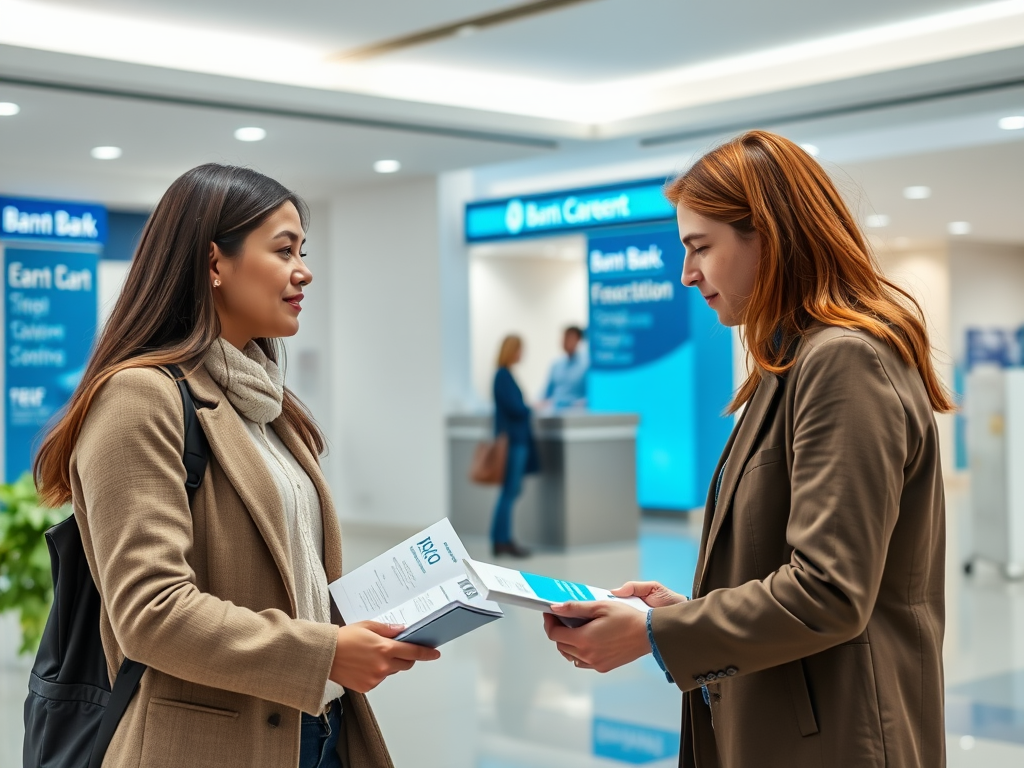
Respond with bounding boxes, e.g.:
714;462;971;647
328;519;502;647
463;559;648;627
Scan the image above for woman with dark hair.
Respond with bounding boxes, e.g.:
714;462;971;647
490;334;538;558
541;131;952;767
35;164;438;768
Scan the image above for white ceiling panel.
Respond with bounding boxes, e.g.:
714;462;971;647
0;82;547;206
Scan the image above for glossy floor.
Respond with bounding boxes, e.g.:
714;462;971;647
2;488;1022;767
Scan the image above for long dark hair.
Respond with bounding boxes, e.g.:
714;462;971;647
36;163;325;506
665;130;954;415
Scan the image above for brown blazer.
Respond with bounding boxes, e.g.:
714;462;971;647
651;326;946;768
70;365;393;768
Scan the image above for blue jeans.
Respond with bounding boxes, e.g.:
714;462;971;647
491;442;529;544
298;700;343;768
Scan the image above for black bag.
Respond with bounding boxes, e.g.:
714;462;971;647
23;366;208;768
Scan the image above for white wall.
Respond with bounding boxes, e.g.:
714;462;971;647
283;200;333;452
469;240;588;404
320;179;447;527
875;244;955;474
949;240;1024;362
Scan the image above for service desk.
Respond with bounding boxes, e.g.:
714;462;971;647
447;412;640;549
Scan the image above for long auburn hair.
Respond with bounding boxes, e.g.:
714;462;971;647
36;163;325;507
665;130;954;415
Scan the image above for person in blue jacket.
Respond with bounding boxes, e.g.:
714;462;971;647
491;334;539;557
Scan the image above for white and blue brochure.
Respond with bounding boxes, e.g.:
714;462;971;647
328;518;503;648
462;559;648;628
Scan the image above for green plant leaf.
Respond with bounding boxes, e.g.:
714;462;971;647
0;471;70;654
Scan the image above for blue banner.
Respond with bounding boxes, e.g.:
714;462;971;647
589;229;688;370
466;178;674;242
4;248;98;480
0;196;107;246
587;225;733;511
592;718;679;764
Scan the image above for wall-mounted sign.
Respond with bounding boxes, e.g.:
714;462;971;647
465;178;675;242
587;225;732;511
588;229;688;370
0;196;107;246
4;248;98;481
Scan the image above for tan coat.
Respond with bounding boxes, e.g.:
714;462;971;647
651;326;946;768
70;365;393;768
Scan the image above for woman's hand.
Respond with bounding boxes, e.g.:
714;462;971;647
611;580;687;607
329;622;441;693
542;601;650;673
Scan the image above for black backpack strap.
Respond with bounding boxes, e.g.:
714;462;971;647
87;658;146;768
88;364;209;768
167;364;210;503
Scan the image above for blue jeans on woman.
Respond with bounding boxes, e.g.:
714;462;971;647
298;700;343;768
491;442;529;544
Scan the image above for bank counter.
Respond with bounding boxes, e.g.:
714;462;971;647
447;412;640;549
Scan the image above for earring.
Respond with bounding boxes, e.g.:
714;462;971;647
213;279;221;288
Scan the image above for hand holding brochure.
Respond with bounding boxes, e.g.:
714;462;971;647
463;559;649;628
328;519;502;648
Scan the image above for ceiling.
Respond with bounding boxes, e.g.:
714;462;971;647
0;0;1022;246
28;0;986;82
4;0;1024;126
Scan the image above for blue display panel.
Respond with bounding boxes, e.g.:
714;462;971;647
0;196;107;246
587;225;733;511
4;248;98;480
465;178;675;242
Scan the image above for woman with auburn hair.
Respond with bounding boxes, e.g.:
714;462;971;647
542;130;952;767
489;334;539;557
34;164;439;768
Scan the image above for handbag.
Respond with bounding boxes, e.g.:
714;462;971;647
469;433;508;485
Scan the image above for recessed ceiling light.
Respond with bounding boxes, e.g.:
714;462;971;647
234;126;267;142
948;221;972;235
800;143;820;157
959;735;975;751
0;102;20;116
903;186;931;200
998;115;1024;130
865;214;890;228
374;159;401;174
90;146;122;160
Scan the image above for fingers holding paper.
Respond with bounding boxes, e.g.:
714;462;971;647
329;621;441;693
611;580;687;607
542;600;650;673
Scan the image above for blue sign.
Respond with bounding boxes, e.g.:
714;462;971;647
4;248;98;480
589;229;688;369
592;717;679;764
588;225;733;511
465;178;675;242
0;196;107;245
966;327;1024;370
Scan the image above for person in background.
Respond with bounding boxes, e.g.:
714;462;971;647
541;325;588;411
540;131;951;768
491;334;539;558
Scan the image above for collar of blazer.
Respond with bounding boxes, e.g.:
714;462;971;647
694;368;782;597
180;364;344;611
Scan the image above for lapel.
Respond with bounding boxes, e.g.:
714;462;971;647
271;417;343;583
694;371;781;595
184;366;298;613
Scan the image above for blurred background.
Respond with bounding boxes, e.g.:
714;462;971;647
2;1;1024;766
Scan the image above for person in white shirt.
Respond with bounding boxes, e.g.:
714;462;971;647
541;326;588;410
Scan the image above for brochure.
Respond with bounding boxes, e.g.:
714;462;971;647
328;518;503;648
463;559;649;628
